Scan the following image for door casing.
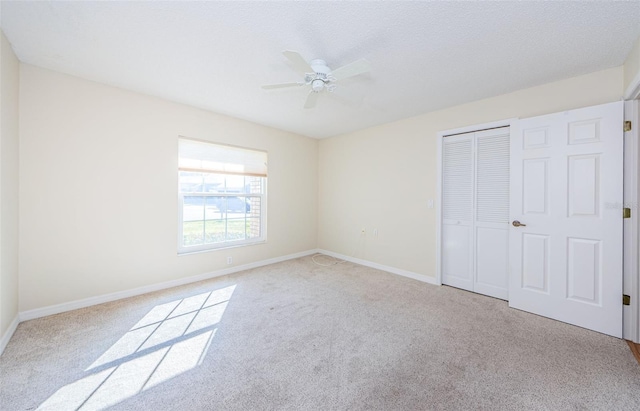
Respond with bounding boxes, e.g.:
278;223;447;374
623;98;640;343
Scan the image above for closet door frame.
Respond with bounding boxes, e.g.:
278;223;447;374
436;118;517;287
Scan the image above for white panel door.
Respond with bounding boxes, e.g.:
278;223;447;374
509;101;623;337
442;133;474;292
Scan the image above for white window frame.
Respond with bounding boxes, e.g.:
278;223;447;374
177;139;267;254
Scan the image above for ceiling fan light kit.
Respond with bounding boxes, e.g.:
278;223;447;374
262;50;371;109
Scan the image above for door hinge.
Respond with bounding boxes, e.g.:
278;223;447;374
624;121;632;132
624;207;631;218
623;294;631;306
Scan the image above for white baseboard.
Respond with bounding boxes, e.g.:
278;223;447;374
317;249;440;286
0;315;20;356
19;249;318;322
14;248;435;340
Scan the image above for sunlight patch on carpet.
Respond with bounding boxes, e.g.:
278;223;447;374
36;285;236;411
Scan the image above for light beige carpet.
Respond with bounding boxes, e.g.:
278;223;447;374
1;255;639;410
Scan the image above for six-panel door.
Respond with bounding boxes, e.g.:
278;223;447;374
508;101;623;337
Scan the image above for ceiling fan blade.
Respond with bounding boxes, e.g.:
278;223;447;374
304;91;319;109
262;82;304;90
331;59;371;81
283;50;313;74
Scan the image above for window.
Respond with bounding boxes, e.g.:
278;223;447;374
178;138;267;253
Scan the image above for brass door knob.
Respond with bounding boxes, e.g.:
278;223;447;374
512;220;527;227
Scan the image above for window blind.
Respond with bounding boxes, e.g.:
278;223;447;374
178;138;268;177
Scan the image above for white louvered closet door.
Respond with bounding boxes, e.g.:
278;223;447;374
441;133;474;292
441;127;510;300
474;129;510;299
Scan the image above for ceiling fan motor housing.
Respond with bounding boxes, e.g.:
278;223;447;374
310;59;331;75
309;59;332;92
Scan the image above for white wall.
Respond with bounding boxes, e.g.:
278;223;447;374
0;31;20;339
19;64;318;312
318;67;624;281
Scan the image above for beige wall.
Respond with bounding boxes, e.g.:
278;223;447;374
19;64;318;312
624;35;640;96
318;67;624;280
0;32;20;338
11;58;631;312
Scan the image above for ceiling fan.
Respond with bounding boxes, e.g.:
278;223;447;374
262;50;371;109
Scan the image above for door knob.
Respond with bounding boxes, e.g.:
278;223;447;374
512;220;527;227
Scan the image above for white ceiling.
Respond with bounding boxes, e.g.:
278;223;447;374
1;1;639;139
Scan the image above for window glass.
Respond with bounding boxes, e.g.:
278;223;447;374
178;139;266;253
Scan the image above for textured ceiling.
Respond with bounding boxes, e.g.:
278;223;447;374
1;1;640;139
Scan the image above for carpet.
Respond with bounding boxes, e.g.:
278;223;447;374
1;255;639;410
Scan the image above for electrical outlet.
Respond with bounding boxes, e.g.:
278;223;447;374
373;228;378;237
428;199;434;209
227;256;233;265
